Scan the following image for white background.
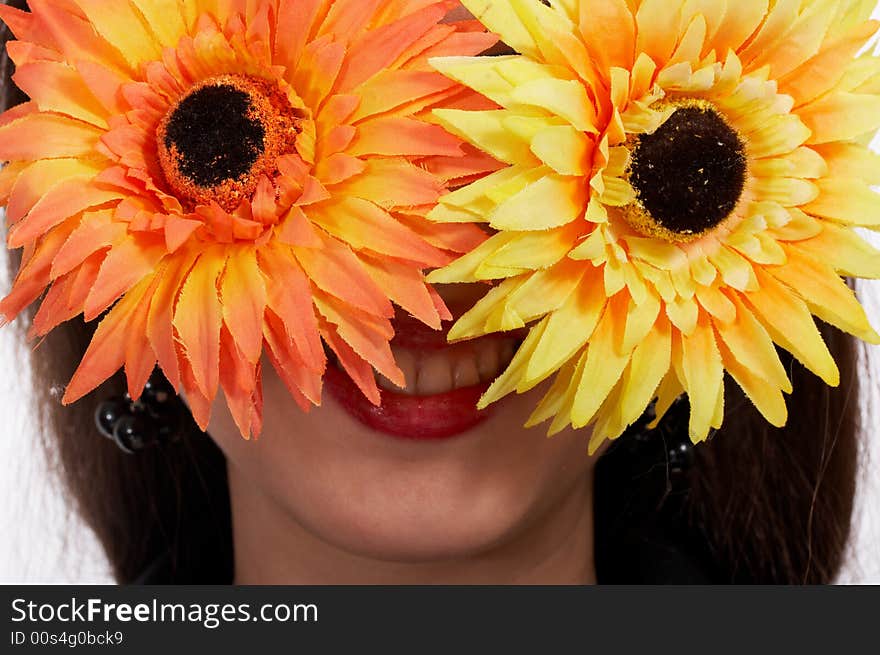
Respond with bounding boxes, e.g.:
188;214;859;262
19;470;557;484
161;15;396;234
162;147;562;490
1;9;880;585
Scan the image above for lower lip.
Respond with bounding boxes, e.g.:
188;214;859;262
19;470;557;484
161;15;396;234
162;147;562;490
323;365;493;441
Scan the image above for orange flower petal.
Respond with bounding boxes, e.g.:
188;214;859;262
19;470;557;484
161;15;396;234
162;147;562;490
0;112;101;160
258;244;325;372
83;234;165;320
295;231;394;318
350;116;464;158
63;274;154;404
172;249;226;401
8;182;124;249
220;247;266;365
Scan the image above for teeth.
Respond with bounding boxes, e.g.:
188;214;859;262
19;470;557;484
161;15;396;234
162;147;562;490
376;374;403;393
333;333;519;397
477;343;499;382
453;353;481;389
377;349;415;393
373;338;517;397
416;352;454;396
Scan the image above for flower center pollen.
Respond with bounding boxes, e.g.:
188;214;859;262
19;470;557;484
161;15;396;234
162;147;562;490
157;75;302;212
625;102;747;242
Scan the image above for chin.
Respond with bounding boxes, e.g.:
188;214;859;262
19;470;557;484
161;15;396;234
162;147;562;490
209;363;596;565
281;446;554;563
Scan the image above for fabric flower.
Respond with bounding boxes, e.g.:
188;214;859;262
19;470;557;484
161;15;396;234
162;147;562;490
0;0;498;437
428;0;880;450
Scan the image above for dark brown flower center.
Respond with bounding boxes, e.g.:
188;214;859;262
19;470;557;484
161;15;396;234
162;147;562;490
157;75;302;212
626;104;747;241
165;84;265;188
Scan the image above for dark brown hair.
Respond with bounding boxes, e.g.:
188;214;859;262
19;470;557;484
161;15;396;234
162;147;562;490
1;0;862;584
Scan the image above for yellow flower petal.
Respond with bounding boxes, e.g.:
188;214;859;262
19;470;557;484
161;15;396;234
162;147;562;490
523;269;607;387
648;369;686;429
749;0;839;80
717;337;789;428
768;208;823;241
695;283;737;323
460;0;541;59
738;0;801;67
447;277;524;341
714;295;792;393
525;354;582;430
712;1;769;56
725;230;788;266
588;382;628;451
745;268;839;385
503;260;586;325
800;92;880;143
749;147;828;179
484;222;583;273
433;108;539;165
428;233;518;283
780;19;879;106
478;315;548;407
578;0;635;72
435;48;585;112
689;255;717;286
812;142;880;184
668;14;707;68
510;77;599;133
679;315;723;442
708;246;758;291
571;300;632;428
431;165;534;219
635;0;683;66
507;0;582;66
530;125;594;176
666;294;699;335
801;178;880;228
772;245;880;343
622;292;662;352
623;236;688;270
792;223;880;279
618;313;672;432
489;174;586;230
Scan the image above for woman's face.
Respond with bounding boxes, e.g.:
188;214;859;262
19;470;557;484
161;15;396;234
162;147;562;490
205;6;598;566
207;282;599;562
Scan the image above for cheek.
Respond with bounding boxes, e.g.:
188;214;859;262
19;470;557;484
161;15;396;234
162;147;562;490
207;364;599;562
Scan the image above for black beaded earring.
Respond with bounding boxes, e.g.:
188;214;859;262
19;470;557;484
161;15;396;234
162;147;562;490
94;370;191;454
623;395;709;482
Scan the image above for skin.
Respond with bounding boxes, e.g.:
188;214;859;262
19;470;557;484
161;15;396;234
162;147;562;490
208;360;600;585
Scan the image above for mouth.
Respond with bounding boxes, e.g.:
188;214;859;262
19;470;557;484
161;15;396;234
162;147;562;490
323;302;521;441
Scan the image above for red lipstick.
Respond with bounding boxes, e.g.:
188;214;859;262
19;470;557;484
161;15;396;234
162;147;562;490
324;364;492;440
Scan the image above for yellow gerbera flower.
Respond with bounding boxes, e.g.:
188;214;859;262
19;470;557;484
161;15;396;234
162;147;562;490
428;0;880;450
0;0;498;437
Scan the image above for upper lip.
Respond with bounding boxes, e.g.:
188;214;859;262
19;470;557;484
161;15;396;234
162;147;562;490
390;307;459;350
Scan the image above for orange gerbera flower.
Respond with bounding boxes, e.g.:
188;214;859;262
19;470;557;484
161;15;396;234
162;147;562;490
0;0;497;437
